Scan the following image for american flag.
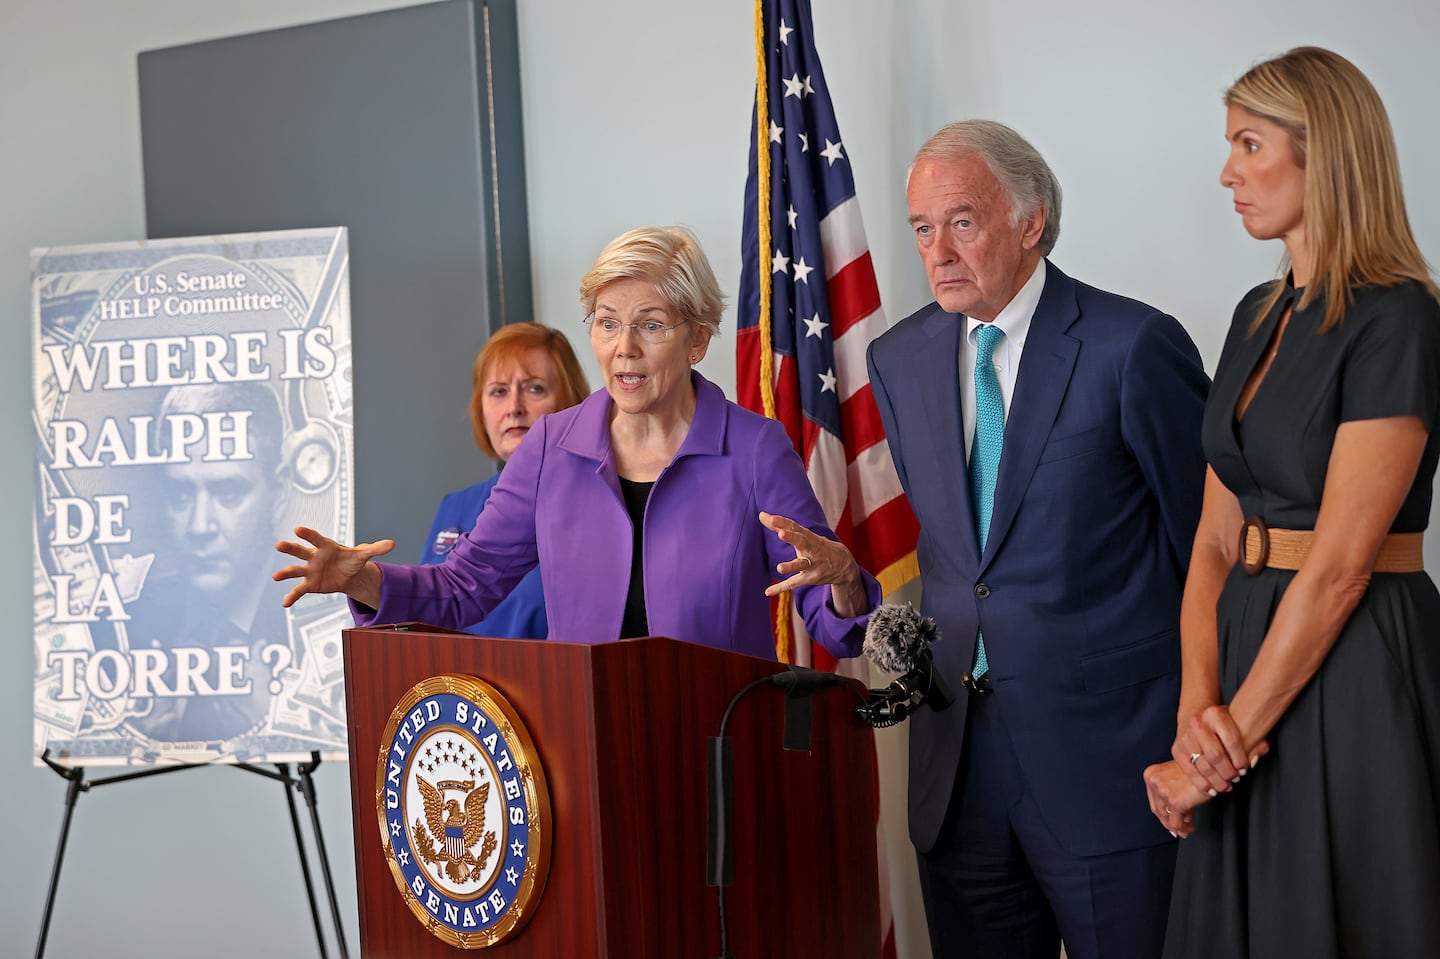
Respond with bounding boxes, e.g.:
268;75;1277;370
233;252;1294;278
737;0;918;672
738;8;915;951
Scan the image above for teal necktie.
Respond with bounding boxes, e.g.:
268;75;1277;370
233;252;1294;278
970;324;1005;679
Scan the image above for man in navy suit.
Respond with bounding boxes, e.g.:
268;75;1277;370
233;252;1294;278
867;120;1208;958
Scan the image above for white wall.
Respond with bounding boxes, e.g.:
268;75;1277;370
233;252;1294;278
4;1;1439;955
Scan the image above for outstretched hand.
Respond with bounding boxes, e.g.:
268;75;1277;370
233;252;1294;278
759;511;868;617
273;526;393;609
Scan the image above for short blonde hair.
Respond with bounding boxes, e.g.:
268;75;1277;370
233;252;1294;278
1227;46;1438;332
578;226;725;339
469;322;589;459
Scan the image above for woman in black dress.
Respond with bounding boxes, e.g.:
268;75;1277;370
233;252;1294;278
1144;47;1440;958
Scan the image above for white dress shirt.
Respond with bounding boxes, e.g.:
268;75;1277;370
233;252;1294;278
962;259;1046;458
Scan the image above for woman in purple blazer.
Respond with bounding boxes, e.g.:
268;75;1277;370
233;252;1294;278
275;226;880;660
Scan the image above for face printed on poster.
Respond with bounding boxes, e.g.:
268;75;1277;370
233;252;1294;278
32;228;354;766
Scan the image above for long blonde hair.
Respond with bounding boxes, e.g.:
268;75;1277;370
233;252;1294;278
1226;46;1437;332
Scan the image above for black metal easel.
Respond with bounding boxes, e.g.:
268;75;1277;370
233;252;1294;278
34;748;351;959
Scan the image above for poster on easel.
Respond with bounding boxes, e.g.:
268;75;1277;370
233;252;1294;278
32;227;354;766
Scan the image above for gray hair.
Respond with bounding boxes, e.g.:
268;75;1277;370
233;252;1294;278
912;120;1063;256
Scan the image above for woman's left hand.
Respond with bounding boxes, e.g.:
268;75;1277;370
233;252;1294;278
1143;759;1211;838
759;511;868;616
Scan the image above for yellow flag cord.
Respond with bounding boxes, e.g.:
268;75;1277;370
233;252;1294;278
753;1;793;662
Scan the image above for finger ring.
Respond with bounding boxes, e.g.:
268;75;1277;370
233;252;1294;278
801;556;812;570
1189;752;1201;765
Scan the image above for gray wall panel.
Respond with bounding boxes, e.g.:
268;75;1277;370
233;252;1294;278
138;0;531;559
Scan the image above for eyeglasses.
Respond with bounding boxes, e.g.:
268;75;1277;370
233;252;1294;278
584;315;692;344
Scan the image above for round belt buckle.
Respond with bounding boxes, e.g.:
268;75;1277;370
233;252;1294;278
1240;516;1269;575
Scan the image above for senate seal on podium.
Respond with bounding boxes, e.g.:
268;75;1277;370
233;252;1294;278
376;674;551;948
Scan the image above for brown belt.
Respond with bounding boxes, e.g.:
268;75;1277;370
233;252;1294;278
1239;516;1425;575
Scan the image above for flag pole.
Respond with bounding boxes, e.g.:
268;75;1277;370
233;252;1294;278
753;0;794;663
753;0;774;421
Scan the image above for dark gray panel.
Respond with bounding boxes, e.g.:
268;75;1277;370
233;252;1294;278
139;0;531;558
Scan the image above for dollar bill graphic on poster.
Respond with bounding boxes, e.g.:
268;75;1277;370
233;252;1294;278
32;228;354;766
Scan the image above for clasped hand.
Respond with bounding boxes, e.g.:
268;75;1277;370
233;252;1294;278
1144;703;1270;837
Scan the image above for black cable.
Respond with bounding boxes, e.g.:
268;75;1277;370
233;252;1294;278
708;670;864;959
710;674;771;959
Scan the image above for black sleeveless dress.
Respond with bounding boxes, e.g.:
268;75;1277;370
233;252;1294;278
1163;279;1440;958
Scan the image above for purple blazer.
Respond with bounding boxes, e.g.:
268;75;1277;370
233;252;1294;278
355;374;880;659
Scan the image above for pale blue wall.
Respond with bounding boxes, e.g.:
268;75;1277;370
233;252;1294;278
4;1;1439;955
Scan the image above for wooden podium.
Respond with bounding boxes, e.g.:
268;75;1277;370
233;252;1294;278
343;624;882;958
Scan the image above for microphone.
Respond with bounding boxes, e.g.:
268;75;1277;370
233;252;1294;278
767;663;849;692
856;604;956;727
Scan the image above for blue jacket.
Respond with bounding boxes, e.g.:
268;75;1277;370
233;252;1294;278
420;471;548;639
868;262;1208;857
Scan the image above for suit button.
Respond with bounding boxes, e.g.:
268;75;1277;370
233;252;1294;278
974;583;991;599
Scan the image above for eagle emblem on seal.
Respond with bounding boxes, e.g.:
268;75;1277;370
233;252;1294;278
412;775;500;883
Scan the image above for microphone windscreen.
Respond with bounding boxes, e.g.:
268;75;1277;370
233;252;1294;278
863;604;938;673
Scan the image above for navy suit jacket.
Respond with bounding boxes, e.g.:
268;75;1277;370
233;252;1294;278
867;261;1208;857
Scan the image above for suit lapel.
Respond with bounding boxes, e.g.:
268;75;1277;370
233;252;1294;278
915;308;982;567
981;264;1080;573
